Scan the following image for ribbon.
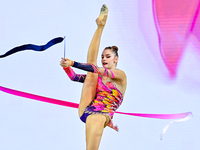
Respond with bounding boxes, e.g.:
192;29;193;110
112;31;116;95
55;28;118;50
0;37;64;58
116;111;192;140
0;85;192;140
0;85;78;108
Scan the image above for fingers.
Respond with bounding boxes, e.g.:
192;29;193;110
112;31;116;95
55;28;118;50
60;58;71;68
60;58;66;66
61;57;67;61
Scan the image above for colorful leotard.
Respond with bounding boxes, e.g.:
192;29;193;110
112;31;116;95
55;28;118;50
83;76;123;131
72;61;115;78
63;67;86;83
63;64;123;131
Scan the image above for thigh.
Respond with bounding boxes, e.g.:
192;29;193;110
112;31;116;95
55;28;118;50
86;114;106;150
102;114;111;127
78;72;98;117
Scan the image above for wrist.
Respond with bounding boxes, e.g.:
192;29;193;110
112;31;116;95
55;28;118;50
71;60;74;66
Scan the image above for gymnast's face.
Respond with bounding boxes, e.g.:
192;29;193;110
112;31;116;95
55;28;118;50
101;49;118;69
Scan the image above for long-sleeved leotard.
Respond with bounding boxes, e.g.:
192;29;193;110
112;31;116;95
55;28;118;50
72;61;115;79
63;63;123;131
63;67;86;83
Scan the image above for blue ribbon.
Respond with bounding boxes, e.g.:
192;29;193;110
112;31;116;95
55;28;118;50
0;37;64;58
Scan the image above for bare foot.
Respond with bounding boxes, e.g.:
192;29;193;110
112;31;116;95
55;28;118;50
96;4;108;26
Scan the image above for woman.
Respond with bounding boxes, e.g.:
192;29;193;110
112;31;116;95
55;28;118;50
60;4;127;150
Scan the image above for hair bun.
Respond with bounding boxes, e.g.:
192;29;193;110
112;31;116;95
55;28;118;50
111;46;118;52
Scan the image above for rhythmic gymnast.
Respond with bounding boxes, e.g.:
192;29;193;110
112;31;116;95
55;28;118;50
60;4;127;150
0;4;192;148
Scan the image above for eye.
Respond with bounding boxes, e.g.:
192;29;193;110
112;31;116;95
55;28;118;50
106;56;110;58
101;56;104;59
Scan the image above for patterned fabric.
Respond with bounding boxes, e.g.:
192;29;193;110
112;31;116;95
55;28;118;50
84;76;123;131
63;66;123;131
63;67;86;83
73;61;115;78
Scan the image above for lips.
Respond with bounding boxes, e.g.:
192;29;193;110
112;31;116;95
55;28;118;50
103;63;108;65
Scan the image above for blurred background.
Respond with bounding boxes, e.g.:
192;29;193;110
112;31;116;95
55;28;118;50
0;0;199;149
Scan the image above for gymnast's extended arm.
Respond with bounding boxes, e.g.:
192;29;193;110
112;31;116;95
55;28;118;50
60;58;126;81
63;67;86;83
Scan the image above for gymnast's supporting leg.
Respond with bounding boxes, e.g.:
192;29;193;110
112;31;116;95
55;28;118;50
86;114;107;150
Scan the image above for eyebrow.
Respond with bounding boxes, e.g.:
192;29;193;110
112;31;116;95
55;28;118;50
102;54;111;56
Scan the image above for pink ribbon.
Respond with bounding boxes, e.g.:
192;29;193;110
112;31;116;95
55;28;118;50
0;85;192;140
0;85;79;108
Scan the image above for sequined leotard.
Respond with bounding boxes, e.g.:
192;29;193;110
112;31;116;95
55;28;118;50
63;63;123;131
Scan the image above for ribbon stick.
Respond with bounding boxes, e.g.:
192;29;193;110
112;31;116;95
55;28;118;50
0;85;192;140
64;36;66;58
0;37;64;58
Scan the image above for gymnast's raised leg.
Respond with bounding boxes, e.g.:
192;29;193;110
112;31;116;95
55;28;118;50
78;5;108;150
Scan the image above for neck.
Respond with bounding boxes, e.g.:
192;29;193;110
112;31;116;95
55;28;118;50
104;66;116;70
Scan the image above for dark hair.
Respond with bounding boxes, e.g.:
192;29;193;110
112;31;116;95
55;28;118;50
104;46;119;57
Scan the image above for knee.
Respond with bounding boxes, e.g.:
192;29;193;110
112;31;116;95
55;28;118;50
83;81;96;88
83;77;98;88
85;73;98;84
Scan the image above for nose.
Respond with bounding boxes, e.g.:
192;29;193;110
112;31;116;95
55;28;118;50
102;57;106;61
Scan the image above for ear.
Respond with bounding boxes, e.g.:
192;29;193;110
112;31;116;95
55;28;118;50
114;57;118;63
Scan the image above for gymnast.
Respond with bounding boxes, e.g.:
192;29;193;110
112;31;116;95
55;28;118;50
60;4;127;150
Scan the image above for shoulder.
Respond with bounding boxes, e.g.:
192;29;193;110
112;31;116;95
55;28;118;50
112;68;127;81
113;68;126;76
